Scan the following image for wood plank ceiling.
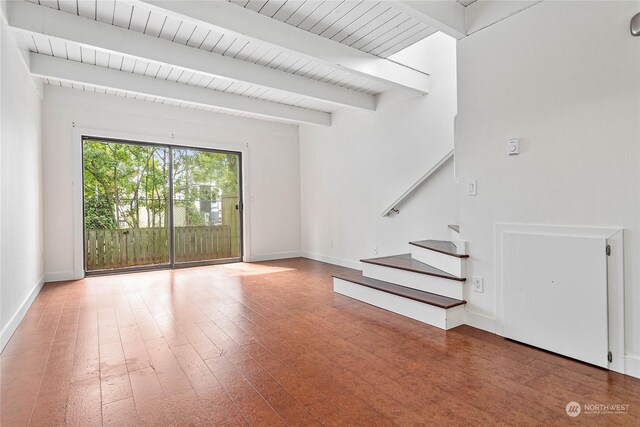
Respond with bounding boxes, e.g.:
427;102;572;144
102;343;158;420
229;0;438;58
16;0;440;124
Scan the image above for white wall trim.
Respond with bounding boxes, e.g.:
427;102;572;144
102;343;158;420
464;310;496;333
71;127;84;280
625;355;640;379
69;127;251;279
301;252;361;270
0;276;45;352
607;230;625;375
247;251;301;262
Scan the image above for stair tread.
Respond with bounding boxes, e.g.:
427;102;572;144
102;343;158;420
409;240;469;258
448;224;460;233
360;254;466;282
333;271;466;309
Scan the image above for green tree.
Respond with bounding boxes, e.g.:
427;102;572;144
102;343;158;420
83;140;169;230
83;141;239;230
172;149;239;226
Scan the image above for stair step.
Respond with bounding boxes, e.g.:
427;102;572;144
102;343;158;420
332;272;466;309
409;240;469;258
360;254;466;282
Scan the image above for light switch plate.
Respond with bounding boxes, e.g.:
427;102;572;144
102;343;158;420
467;180;477;196
472;277;484;293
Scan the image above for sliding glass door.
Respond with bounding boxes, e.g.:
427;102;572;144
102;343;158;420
83;139;171;271
82;137;242;274
172;147;241;265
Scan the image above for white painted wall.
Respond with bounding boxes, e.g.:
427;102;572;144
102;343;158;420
42;86;301;280
299;33;458;268
0;10;44;349
456;1;640;372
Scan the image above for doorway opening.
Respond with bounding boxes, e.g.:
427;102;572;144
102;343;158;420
82;136;242;274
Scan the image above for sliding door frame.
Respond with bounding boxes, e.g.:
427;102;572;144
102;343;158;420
170;144;244;270
73;128;249;279
81;136;172;275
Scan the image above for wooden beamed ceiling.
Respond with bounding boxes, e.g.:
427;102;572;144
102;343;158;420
8;0;485;125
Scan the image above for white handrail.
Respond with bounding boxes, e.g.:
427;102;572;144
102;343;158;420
381;149;454;217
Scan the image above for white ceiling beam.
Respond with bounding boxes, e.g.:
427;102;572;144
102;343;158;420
465;1;543;35
131;0;430;93
7;1;373;111
389;1;467;40
30;53;331;126
391;1;544;40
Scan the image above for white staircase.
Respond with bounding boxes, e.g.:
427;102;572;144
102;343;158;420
332;225;468;330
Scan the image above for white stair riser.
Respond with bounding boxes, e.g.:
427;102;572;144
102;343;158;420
333;278;465;330
453;240;467;255
411;249;465;277
362;263;464;300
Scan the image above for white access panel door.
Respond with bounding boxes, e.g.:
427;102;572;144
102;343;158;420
502;233;608;368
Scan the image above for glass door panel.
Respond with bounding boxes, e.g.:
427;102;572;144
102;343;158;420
83;138;170;272
172;148;241;264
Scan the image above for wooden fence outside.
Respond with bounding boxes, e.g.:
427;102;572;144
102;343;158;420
86;225;235;271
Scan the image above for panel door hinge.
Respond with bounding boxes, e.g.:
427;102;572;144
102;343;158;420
606;244;611;256
608;351;613;363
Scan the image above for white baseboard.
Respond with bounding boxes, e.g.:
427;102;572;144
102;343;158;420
625;355;640;379
464;310;497;333
44;271;77;282
301;251;361;270
0;276;45;352
247;251;301;262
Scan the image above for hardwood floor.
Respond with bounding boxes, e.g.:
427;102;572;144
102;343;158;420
1;258;639;426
